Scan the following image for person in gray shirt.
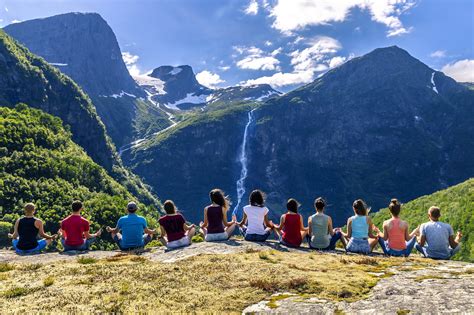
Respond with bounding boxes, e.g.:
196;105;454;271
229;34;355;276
416;206;462;259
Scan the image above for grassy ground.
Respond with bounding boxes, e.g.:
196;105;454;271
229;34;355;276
0;250;433;313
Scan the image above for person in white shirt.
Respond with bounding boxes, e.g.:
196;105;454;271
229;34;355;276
237;190;276;242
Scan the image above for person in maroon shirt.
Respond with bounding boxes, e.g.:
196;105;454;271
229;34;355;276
200;188;237;242
274;198;308;248
59;200;102;251
158;200;195;249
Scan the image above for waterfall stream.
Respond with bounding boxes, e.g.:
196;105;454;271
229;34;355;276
232;109;256;219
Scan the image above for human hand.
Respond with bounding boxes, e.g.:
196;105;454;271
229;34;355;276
7;233;13;239
231;215;237;223
95;228;103;237
106;226;112;233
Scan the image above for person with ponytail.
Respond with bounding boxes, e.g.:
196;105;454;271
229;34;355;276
341;199;378;254
200;189;237;241
274;198;308;248
308;197;343;250
373;199;419;257
237;189;276;242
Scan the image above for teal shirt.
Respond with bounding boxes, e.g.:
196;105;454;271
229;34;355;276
310;213;330;249
351;215;368;239
117;213;147;248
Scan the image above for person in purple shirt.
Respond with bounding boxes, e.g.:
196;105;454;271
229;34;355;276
200;188;237;242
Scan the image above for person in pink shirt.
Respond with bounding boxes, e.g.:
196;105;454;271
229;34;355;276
374;199;419;257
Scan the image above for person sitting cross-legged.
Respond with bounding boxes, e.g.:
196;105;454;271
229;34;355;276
106;202;156;251
373;199;419;257
200;189;237;242
59;200;101;251
158;200;196;249
274;198;308;248
8;203;56;254
308;197;343;250
415;206;462;260
341;199;378;254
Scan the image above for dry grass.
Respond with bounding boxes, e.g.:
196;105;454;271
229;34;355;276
0;251;413;313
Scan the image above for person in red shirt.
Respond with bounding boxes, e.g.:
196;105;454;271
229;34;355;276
59;200;101;251
274;198;308;248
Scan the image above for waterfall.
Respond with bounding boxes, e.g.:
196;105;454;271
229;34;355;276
232;109;256;219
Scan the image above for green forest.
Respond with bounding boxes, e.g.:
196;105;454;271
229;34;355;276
372;178;474;262
0;105;160;248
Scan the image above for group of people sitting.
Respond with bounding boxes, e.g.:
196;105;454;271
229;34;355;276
7;189;462;260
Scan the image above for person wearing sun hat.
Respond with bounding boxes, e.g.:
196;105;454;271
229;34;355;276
106;201;156;250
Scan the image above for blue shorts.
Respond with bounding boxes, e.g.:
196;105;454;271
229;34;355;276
12;239;47;254
114;234;152;250
346;238;370;254
241;227;270;242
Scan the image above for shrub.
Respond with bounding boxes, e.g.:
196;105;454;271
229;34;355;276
0;222;13;247
192;235;204;243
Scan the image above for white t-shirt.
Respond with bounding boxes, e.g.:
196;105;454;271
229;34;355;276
244;205;269;235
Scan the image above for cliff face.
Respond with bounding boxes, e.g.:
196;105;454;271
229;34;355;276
4;13;171;148
0;30;159;206
124;46;474;225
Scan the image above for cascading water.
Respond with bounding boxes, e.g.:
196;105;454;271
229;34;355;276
232;109;256;220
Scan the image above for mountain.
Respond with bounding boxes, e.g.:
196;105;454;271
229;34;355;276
0;29;158;206
0;105;159;242
136;65;280;111
123;46;474;225
4;13;171;148
372;178;474;261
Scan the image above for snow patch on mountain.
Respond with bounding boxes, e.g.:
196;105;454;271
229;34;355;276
99;91;137;98
169;67;182;75
133;75;166;95
164;93;208;110
48;62;68;66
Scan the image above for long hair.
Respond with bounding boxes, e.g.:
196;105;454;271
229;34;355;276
353;199;368;216
209;188;230;211
249;189;265;207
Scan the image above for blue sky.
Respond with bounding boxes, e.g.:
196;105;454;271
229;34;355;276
1;0;473;91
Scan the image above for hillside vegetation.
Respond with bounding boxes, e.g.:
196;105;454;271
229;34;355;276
372;178;474;262
0;105;159;245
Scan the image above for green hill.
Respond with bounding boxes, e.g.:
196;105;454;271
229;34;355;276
0;104;159;246
372;178;474;261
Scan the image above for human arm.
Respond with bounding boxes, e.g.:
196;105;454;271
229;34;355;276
263;213;274;229
222;208;235;227
300;215;308;232
367;217;377;239
183;222;195;231
449;230;462;249
237;212;248;227
7;219;20;239
273;215;284;231
341;218;352;238
159;225;167;239
408;225;420;239
328;217;334;236
106;226;120;234
308;217;312;236
200;207;209;229
35;220;56;240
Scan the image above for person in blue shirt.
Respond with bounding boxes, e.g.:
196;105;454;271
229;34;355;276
106;202;156;250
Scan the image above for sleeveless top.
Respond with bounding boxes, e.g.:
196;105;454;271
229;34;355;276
207;205;225;234
282;213;302;247
351;215;369;239
310;213;330;248
17;217;39;250
387;218;406;250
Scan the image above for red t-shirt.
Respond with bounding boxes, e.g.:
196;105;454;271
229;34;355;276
282;213;303;247
61;215;90;246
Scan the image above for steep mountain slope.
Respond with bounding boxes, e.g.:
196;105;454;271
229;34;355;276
0;105;159;239
124;46;474;225
0;29;158;206
372;178;474;261
4;13;171;147
136;65;280;111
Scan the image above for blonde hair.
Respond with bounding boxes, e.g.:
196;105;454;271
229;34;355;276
24;203;36;214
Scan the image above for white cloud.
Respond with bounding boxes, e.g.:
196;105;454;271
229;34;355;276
430;50;446;58
271;47;282;56
441;59;474;82
4;7;8;12
264;40;273;46
290;36;342;71
11;19;22;24
122;52;141;76
269;0;415;37
196;70;225;88
244;0;259;15
329;56;346;68
235;46;281;71
242;70;316;88
218;65;231;71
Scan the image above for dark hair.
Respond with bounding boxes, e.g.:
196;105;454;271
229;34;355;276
353;199;367;216
314;197;326;211
72;200;83;212
249;190;265;207
210;188;229;211
287;198;299;213
388;198;401;216
429;206;441;219
163;200;177;214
